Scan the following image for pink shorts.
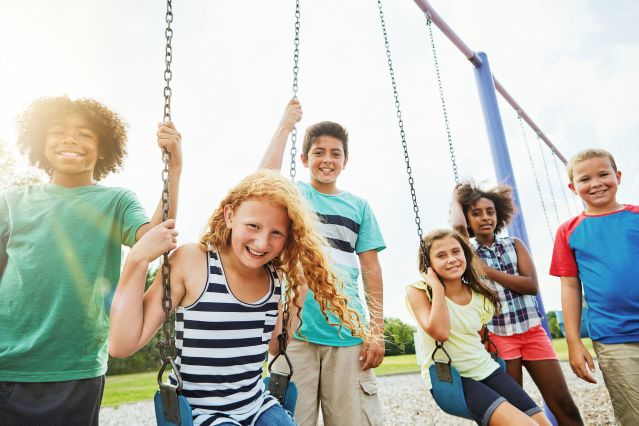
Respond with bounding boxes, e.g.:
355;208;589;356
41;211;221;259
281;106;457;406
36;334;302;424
488;324;558;361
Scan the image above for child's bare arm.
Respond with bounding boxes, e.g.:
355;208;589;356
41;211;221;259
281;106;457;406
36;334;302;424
482;238;539;295
449;184;469;237
359;250;385;370
561;276;597;384
137;122;183;240
110;220;184;358
407;268;451;341
259;99;302;170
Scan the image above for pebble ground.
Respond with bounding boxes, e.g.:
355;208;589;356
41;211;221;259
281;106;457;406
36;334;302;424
100;361;615;425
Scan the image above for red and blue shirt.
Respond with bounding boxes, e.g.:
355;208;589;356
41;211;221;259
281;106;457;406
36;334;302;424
550;205;639;343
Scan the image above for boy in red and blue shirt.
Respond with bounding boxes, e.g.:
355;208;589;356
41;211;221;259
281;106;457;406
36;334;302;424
550;148;639;425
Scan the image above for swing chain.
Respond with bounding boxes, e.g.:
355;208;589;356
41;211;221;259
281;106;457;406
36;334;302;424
376;0;425;257
163;0;173;123
289;0;301;181
517;112;554;243
158;0;176;366
426;16;459;184
550;150;577;216
536;134;560;223
279;301;290;353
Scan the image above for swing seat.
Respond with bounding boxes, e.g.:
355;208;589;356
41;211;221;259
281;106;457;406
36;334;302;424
429;361;474;419
429;356;506;420
153;388;193;426
151;379;296;426
263;376;298;414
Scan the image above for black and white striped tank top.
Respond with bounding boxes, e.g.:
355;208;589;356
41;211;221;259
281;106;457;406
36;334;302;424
171;250;281;426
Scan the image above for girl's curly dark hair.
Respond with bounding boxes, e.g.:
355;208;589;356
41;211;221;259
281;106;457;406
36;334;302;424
457;180;515;237
16;96;128;181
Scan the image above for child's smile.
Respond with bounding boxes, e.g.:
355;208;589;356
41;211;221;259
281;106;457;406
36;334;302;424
467;197;497;240
44;113;101;186
569;157;622;214
430;237;467;283
224;199;290;271
302;135;347;193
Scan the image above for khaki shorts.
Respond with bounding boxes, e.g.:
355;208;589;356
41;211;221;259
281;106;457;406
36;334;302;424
592;341;639;426
270;339;383;426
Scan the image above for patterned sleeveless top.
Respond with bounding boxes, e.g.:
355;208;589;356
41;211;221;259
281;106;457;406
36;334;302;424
170;250;281;425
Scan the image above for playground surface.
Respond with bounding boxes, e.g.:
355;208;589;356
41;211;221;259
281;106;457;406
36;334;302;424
100;361;615;425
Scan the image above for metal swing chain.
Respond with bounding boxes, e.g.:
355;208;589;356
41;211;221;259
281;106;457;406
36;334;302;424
535;134;560;224
279;291;290;354
159;0;176;371
376;0;425;254
550;150;577;216
517;113;554;242
426;15;459;184
289;0;301;181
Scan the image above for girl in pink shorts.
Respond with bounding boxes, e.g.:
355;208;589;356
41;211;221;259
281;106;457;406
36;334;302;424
451;181;583;426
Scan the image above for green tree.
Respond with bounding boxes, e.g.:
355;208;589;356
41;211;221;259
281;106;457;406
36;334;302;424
546;311;562;339
384;317;416;356
107;267;163;375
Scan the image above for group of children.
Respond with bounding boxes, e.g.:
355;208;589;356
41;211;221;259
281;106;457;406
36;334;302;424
0;95;636;426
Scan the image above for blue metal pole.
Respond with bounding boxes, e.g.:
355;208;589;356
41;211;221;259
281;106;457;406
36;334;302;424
473;51;558;425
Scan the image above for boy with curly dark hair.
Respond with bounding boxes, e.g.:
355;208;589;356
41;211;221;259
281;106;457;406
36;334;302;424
0;95;182;425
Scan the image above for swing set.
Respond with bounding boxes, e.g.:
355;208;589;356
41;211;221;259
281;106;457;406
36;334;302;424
150;0;574;424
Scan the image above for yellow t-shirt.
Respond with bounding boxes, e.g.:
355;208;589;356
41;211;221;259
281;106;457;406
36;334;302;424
406;281;500;384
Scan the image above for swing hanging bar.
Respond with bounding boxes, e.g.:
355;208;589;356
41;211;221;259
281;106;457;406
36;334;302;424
289;0;301;181
412;0;568;165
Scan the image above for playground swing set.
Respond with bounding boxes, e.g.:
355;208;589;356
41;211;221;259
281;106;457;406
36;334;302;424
151;1;578;425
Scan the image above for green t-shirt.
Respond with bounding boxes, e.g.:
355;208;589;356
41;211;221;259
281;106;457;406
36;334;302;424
0;183;148;382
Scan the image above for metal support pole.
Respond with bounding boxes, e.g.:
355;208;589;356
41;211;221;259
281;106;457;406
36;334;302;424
473;51;557;425
412;0;567;164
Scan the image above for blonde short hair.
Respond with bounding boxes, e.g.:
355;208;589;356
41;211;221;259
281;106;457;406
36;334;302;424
567;149;617;181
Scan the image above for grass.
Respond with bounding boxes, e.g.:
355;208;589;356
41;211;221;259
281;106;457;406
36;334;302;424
551;336;595;360
102;337;594;407
103;371;158;407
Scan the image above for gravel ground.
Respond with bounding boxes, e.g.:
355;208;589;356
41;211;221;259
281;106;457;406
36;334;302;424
100;361;615;425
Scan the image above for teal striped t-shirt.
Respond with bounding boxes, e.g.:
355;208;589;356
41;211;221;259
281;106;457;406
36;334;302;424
295;181;385;346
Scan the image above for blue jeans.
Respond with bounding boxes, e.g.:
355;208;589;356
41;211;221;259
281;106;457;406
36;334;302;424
461;368;541;425
217;403;296;425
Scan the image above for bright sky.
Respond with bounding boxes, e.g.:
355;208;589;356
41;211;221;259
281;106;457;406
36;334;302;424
2;0;638;323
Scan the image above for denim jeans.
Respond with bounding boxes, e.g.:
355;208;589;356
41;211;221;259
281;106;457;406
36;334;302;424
217;403;296;425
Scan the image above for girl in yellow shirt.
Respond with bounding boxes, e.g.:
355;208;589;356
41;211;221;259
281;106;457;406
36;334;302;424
406;229;550;426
